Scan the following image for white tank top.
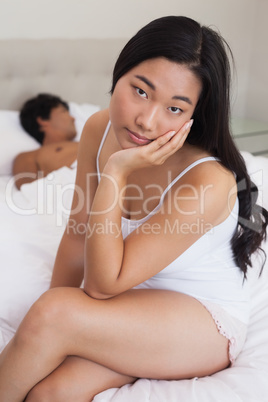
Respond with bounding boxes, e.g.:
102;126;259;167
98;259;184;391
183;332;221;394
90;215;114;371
96;122;250;324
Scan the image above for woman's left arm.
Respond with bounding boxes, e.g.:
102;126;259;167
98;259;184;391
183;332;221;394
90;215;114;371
83;125;187;298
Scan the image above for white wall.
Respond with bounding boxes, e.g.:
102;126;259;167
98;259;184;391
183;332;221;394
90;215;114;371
0;0;267;121
245;0;268;122
0;0;256;40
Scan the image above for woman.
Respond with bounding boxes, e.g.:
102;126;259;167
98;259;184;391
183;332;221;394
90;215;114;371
0;16;267;402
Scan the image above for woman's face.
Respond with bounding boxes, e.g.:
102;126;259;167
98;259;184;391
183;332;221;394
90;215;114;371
109;57;202;149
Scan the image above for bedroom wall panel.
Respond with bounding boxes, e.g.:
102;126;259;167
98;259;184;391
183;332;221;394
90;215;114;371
0;38;126;110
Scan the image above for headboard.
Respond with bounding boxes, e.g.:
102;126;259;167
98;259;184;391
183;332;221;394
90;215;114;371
0;38;127;111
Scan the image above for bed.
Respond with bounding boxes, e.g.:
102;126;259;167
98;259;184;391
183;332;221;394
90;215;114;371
0;39;268;402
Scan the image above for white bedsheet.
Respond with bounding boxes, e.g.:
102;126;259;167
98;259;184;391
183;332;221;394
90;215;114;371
0;166;76;344
0;152;267;402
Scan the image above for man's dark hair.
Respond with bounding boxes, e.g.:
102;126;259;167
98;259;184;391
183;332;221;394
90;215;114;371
19;93;69;144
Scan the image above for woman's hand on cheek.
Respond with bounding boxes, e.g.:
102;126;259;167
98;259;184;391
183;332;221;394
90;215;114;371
145;119;194;165
105;120;193;178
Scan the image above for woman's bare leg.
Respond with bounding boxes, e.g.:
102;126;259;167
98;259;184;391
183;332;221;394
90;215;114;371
0;287;229;401
25;356;136;402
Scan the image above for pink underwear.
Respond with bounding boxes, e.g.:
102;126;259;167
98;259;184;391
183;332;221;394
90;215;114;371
196;299;248;364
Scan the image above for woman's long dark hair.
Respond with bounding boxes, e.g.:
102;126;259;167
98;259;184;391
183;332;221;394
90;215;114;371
111;16;268;278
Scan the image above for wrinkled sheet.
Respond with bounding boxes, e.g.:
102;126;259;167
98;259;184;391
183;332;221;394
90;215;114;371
0;152;267;402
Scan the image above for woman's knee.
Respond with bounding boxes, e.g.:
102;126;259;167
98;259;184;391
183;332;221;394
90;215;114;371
16;288;84;347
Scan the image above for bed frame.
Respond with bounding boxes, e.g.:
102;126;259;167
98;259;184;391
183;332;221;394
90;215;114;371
0;38;127;111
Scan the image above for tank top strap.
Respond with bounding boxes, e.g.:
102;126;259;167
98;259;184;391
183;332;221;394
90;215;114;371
159;156;219;206
96;120;111;182
121;156;220;229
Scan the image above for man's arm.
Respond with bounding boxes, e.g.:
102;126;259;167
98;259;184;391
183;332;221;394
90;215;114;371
12;151;40;190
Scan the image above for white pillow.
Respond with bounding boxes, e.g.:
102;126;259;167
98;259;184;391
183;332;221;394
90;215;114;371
0;102;100;176
69;102;100;141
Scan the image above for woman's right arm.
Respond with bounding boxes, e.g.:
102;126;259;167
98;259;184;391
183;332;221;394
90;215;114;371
50;110;109;288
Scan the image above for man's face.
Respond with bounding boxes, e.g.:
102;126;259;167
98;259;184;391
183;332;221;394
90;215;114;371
42;105;77;141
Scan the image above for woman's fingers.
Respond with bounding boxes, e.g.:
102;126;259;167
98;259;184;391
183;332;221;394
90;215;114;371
154;130;176;147
144;119;193;164
161;119;193;147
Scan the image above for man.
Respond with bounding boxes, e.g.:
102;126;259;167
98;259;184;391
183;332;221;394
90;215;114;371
13;94;78;189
